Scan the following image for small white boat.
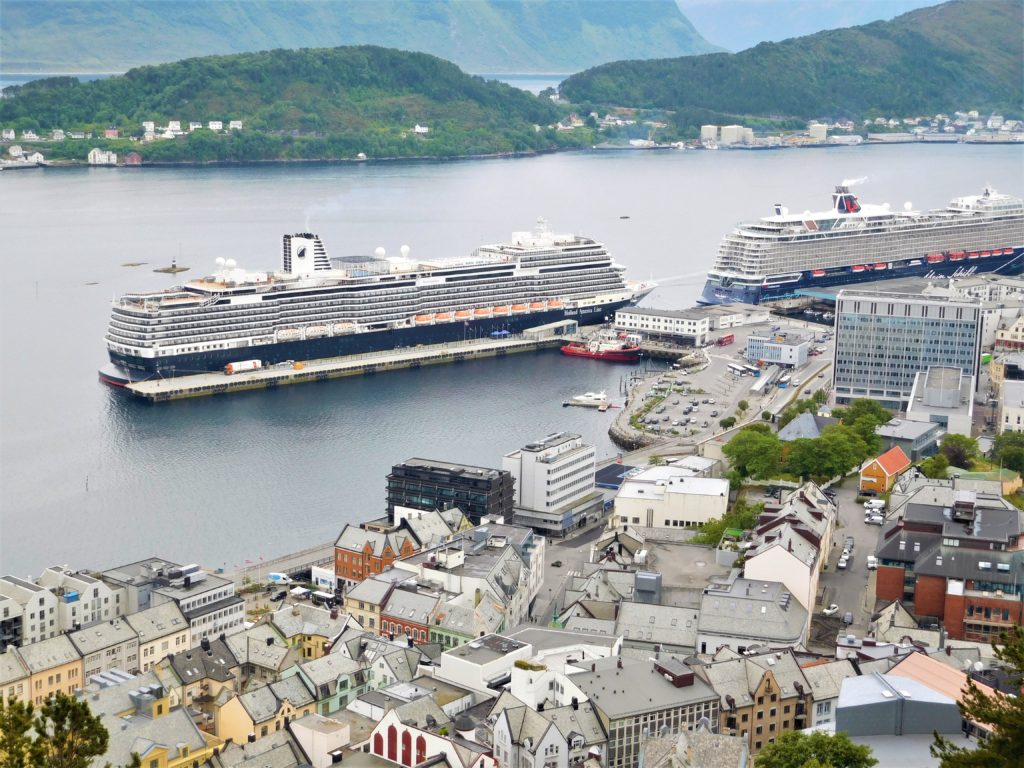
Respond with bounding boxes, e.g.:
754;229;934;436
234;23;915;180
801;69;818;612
566;391;609;408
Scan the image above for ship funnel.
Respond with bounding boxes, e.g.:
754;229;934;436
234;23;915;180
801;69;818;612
773;203;783;215
282;233;331;276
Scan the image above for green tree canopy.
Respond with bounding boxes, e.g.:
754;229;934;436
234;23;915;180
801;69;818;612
723;428;782;479
756;731;877;768
939;434;980;469
992;432;1024;474
932;626;1024;767
920;453;950;479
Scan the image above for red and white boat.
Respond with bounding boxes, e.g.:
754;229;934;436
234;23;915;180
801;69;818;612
561;333;641;363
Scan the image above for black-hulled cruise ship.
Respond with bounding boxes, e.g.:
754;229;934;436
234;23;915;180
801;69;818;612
101;220;655;383
698;185;1024;305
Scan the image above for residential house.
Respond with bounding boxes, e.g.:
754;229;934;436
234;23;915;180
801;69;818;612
429;594;505;649
103;128;119;138
412;124;429;134
270;602;354;659
697;577;808;654
0;575;59;646
693;649;811;756
125;601;190;672
153;636;238;716
334;525;419;586
208;121;224;131
799;658;858;727
0;649;30;703
189;121;203;131
225;623;296;688
564;655;720;768
874;476;1024;640
167;121;182;133
999;379;1024;433
124;151;142;165
17;634;83;705
284;653;368;716
7;144;23;158
367;709;496;768
380;587;438;645
860;446;912;494
777;412;839;442
640;723;749;768
343;575;396;633
1;128;14;140
613;466;729;529
50;129;65;140
87;147;116;165
25;151;44;163
490;692;607;768
229;120;243;130
68;617;140;677
215;675;317;744
141;121;155;133
37;565;124;632
289;713;351;767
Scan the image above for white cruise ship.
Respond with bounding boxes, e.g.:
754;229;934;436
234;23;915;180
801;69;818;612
101;219;655;383
699;185;1024;305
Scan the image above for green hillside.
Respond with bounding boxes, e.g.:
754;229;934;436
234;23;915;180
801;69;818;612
560;0;1023;121
0;0;719;75
0;47;578;161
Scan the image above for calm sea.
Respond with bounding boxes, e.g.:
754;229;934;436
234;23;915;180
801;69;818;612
1;145;1020;576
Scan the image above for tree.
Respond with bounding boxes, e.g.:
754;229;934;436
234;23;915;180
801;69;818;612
932;626;1024;767
723;428;782;479
833;398;892;426
919;452;950;479
940;434;979;469
35;694;109;768
737;399;749;414
993;431;1024;474
719;416;737;429
0;697;44;768
756;731;876;768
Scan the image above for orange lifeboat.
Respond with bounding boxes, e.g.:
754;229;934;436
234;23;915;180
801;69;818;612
511;304;529;314
414;315;433;325
493;306;510;316
529;302;546;310
454;310;472;320
474;307;491;317
434;312;453;322
547;299;563;309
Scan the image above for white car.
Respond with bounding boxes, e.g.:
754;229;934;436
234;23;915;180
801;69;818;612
864;499;885;510
866;515;885;526
822;604;840;616
837;556;848;570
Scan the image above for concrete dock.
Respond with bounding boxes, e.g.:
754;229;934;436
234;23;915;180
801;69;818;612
127;326;582;402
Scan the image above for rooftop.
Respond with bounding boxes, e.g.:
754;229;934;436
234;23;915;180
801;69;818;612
876;419;941;441
568;655;717;718
617;307;708;321
444;634;528;665
124;602;187;642
1002;380;1024;409
395;458;505;480
69;618;137;655
872;446;912;477
698;578;807;644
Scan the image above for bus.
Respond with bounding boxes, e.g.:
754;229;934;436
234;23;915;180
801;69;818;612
727;364;747;376
777;375;791;388
743;365;761;377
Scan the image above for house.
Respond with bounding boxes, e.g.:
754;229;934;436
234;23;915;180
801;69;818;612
269;602;354;659
343;574;396;633
380;588;439;645
368;708;495;768
87;147;117;165
225;623;296;688
283;653;368;715
68;617;140;677
0;649;30;704
777;412;838;442
0;575;60;646
124;151;143;166
693;648;811;756
104;128;119;139
93;695;222;767
799;658;858;727
189;121;203;131
998;379;1024;433
334;525;419;586
36;565;124;632
7;144;22;158
125;601;189;672
208;121;224;131
228;120;243;130
15;635;83;705
412;124;429;134
153;636;239;715
25;151;44;164
1;128;14;140
142;121;155;133
859;446;911;494
166;120;182;133
289;713;351;766
613;466;729;529
490;691;607;768
50;129;65;141
215;674;317;743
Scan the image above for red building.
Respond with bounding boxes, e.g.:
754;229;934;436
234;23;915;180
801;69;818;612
379;587;438;644
334;526;418;586
124;152;143;166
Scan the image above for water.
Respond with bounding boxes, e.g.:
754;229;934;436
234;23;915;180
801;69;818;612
1;144;1020;576
479;73;566;94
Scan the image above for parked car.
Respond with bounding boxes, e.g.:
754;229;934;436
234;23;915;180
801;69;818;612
864;499;885;510
822;604;840;616
551;560;563;568
837;556;849;570
843;612;854;626
710;410;719;417
845;536;855;552
867;555;878;570
866;515;885;526
701;421;709;428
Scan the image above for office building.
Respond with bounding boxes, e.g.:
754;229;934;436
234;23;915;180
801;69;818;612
745;332;809;367
386;458;513;524
834;291;982;407
905;367;976;436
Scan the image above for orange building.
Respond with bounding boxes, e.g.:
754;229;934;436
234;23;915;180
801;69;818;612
334;525;418;586
860;446;911;494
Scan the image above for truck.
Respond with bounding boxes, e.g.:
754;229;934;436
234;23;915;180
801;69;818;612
224;360;262;375
715;334;735;347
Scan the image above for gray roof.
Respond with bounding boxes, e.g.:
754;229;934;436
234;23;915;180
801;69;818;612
393;695;451;729
695;650;810;710
698;579;807;645
382;588;439;625
616;601;698;649
239;676;315;722
124;602;187;643
226;624;290;671
271;603;350;641
443;634;528;665
837;672;952;708
561;617;617;635
166;638;238;684
16;634;81;673
345;576;397;605
506;627;620;653
876;418;941;441
212;729;304;768
80;670;163;717
334;525;417;556
93;708;205;768
297;653;363;689
801;659;858;701
0;649;29;684
568;655;718;719
1002;380;1024;408
778;412;835;441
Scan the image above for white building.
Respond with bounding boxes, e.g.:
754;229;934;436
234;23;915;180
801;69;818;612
504;433;602;536
999;380;1024;434
26;151;44;164
36;566;124;631
166;120;182;133
51;129;65;141
905;367;975;437
613;466;728;529
188;121;203;131
700;125;718;142
808;122;827;141
1;128;14;140
719;125;746;145
141;121;155;133
435;633;533;695
208;121;223;131
413;124;429;134
8;144;23;158
87;147;117;165
745;331;809;367
0;576;59;646
228;120;243;130
68;618;140;677
614;308;710;346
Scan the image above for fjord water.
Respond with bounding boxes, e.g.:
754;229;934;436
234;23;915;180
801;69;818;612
1;145;1020;575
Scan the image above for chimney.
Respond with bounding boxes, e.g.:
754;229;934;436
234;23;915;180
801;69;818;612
591;663;596;672
330;608;339;620
265;637;273;647
248;734;256;743
407;637;414;648
201;637;211;652
617;658;623;670
571;697;579;710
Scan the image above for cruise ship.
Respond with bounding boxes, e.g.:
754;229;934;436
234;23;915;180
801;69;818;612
101;220;654;383
698;185;1024;305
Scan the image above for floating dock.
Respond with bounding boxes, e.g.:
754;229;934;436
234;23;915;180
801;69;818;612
126;320;583;403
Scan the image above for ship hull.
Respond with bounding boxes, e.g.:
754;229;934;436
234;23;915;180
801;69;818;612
103;303;630;380
698;249;1023;305
560;344;641;363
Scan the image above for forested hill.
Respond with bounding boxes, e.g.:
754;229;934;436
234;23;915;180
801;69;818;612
0;0;719;75
560;0;1023;120
0;47;575;161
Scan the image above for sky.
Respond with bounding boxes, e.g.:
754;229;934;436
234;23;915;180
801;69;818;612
676;0;943;52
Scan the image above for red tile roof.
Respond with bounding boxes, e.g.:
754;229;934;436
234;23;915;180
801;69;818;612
874;446;912;477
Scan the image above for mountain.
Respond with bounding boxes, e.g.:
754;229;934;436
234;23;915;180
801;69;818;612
560;0;1023;121
0;0;720;75
0;47;575;161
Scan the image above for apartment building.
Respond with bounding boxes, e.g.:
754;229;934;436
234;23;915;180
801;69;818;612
613;466;729;529
0;576;59;647
125;602;190;672
17;635;83;705
387;458;514;524
37;566;125;631
69;618;140;678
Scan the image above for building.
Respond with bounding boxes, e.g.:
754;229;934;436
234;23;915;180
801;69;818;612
125;602;190;672
0;575;59;647
69;617;140;677
17;634;83;705
700;125;718;142
490;692;608;768
744;332;809;367
613;466;729;529
124;151;142;165
215;675;316;744
284;653;368;715
834;290;982;407
368;708;496;768
777;412;839;442
697;577;808;653
835;672;961;737
271;603;352;660
226;623;296;687
103;128;119;138
859;446;911;494
875;475;1024;640
565;655;720;768
504;433;604;536
799;658;858;727
435;633;533;695
87;147;117;165
386;458;514;524
229;120;243;130
719;125;746;145
694;649;811;755
36;565;124;632
189;121;203;131
208;121;223;131
154;636;238;714
875;418;942;461
380;587;438;645
998;379;1024;433
0;650;30;704
613;308;710;346
334;526;419;586
905;366;976;436
343;575;397;633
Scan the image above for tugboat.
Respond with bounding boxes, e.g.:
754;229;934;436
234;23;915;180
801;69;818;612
560;332;641;363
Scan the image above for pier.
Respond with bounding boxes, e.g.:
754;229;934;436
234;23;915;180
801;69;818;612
127;321;583;402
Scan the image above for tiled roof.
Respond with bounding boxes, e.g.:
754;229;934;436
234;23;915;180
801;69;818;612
872;446;912;477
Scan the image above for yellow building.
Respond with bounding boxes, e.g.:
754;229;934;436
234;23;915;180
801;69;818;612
153;636;239;717
343;577;395;634
215;675;316;744
17;635;82;705
0;649;30;704
126;602;190;673
270;603;354;660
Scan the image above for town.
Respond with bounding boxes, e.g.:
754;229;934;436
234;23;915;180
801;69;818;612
4;273;1024;767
